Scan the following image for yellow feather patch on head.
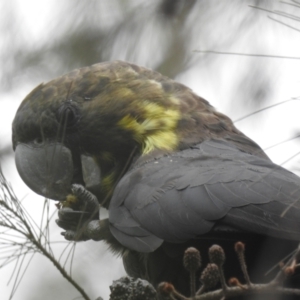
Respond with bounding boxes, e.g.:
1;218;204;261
117;115;145;136
117;100;181;154
143;131;179;154
169;96;180;105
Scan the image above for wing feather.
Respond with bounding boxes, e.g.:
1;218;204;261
109;139;300;252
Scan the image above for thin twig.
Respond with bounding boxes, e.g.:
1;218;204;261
193;50;300;60
0;169;92;300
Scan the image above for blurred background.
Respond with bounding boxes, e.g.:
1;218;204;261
1;0;300;299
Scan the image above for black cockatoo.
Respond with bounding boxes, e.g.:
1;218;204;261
12;61;300;296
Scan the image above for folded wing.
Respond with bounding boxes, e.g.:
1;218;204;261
109;139;300;252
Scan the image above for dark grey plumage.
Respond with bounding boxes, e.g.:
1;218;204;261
109;139;300;252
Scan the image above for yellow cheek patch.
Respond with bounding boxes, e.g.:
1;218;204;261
117;115;144;137
117;100;181;154
143;131;179;154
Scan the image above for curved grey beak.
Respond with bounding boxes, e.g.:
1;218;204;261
15;143;74;200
